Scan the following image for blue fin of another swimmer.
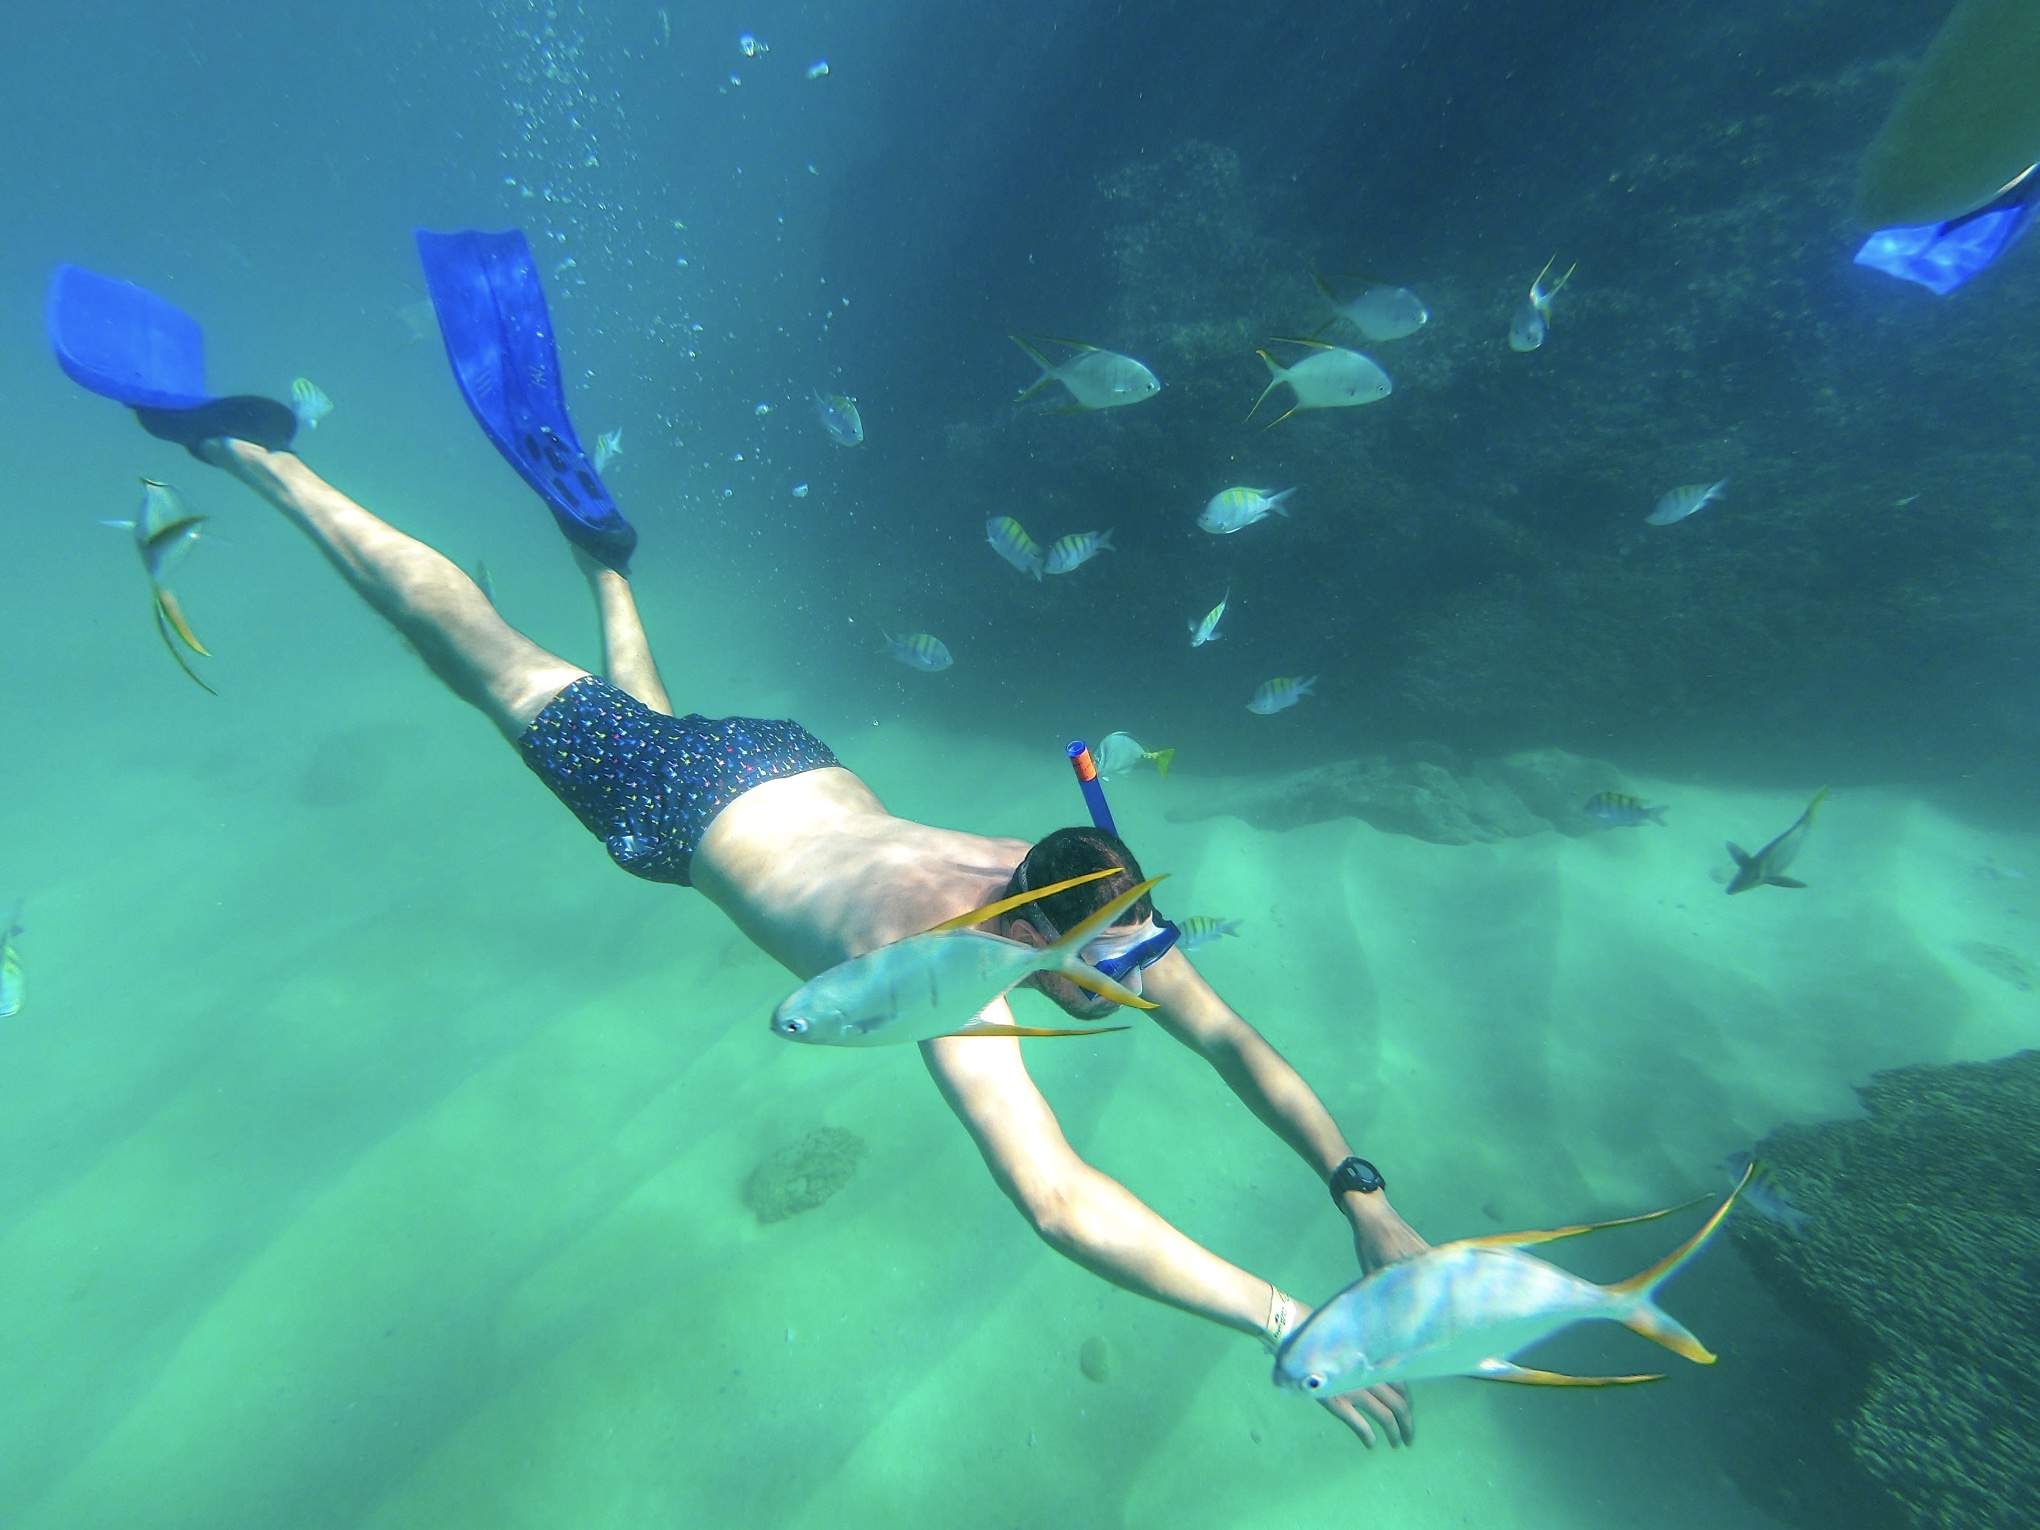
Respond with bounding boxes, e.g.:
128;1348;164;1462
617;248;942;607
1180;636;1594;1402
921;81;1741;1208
46;264;298;456
1854;164;2040;295
414;228;637;573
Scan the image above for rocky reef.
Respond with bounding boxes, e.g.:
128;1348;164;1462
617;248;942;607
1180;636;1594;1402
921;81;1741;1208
1165;743;1627;844
1735;1051;2040;1529
742;1127;868;1226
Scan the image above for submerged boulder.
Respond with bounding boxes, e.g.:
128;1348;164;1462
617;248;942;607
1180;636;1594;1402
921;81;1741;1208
1736;1051;2040;1529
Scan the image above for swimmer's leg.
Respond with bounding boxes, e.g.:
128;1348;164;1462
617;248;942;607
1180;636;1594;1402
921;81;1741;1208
571;545;673;715
206;440;585;737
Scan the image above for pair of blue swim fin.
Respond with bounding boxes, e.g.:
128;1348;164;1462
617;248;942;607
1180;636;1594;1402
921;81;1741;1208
46;229;635;572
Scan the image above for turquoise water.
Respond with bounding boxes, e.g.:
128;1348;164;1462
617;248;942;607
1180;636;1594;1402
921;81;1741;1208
4;2;2037;1525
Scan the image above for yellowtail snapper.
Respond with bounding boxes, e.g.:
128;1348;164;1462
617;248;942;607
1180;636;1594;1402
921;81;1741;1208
1044;530;1114;574
771;870;1163;1046
1176;915;1241;952
1508;256;1577;352
1274;1165;1753;1397
815;390;864;445
985;515;1045;579
1189;588;1229;646
1095;732;1174;779
1647;479;1727;526
0;903;23;1019
1248;675;1316;714
1009;336;1161;411
1247;341;1391;426
290;377;333;429
1727;787;1829;894
1584;791;1667;828
1198;487;1294;535
884;632;953;672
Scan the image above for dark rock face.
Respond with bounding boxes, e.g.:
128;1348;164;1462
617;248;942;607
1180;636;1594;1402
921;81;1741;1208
742;1127;868;1226
1737;1052;2040;1529
1164;744;1627;843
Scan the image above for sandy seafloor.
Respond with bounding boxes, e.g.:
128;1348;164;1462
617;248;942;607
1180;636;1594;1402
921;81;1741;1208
4;428;2040;1530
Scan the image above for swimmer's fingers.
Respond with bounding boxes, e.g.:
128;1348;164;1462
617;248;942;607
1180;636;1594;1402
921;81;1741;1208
1321;1381;1414;1449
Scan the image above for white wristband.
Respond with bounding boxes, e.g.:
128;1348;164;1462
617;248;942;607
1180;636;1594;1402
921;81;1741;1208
1261;1284;1300;1354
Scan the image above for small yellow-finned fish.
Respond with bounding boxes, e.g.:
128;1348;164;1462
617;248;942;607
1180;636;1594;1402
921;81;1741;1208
1095;731;1174;780
1509;256;1577;352
1010;336;1161;411
770;870;1166;1047
1175;915;1241;951
815;390;864;445
1246;342;1391;426
1199;487;1294;535
1043;530;1114;574
1274;1165;1754;1399
107;480;216;694
593;427;624;474
0;902;24;1020
290;377;333;429
1647;479;1727;526
1727;787;1829;894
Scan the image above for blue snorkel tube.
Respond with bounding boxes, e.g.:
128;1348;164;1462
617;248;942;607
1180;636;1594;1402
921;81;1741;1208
1066;740;1119;836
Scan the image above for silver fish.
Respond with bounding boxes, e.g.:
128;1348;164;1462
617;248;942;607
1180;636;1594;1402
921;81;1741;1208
1248;675;1316;714
1189;588;1229;646
0;903;23;1019
593;427;624;474
771;871;1160;1046
1010;336;1161;411
816;391;864;446
1095;732;1174;779
1313;274;1430;342
1647;479;1727;526
1727;787;1828;894
124;480;215;694
986;516;1045;579
1175;915;1241;951
884;632;953;672
1199;487;1294;535
1274;1169;1750;1397
396;300;438;345
1044;530;1114;574
1508;256;1577;353
290;377;333;429
1247;344;1391;426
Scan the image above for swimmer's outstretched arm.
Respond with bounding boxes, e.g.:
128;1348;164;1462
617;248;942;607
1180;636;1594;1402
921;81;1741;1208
923;1016;1414;1450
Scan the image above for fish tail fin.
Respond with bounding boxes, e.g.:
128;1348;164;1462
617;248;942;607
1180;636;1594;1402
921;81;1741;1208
1606;1162;1753;1364
1767;876;1808;890
1298;675;1318;695
1059;962;1158;1010
1097;528;1115;551
1010;335;1057;401
1245;352;1286;423
1726;842;1752;869
1150;748;1175;779
152;600;218;695
154;588;210;656
1647;806;1668;826
1268;488;1297;515
1311;271;1337;300
1804;786;1832;822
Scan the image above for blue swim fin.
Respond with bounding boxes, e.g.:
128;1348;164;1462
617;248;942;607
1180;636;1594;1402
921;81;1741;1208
46;264;298;456
414;229;636;573
1854;164;2040;295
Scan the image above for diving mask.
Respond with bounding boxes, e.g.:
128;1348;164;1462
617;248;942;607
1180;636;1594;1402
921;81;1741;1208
1078;914;1180;995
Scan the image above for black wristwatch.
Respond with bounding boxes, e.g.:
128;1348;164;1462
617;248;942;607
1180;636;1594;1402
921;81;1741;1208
1328;1156;1386;1203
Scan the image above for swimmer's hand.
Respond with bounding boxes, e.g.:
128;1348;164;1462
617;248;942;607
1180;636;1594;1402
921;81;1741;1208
1326;1195;1429;1448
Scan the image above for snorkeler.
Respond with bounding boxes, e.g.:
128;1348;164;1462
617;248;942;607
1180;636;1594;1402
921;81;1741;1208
48;239;1429;1449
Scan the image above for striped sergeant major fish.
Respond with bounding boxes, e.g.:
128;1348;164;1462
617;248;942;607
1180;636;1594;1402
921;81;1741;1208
770;869;1164;1047
1248;675;1316;714
1175;915;1241;952
1189;588;1229;646
985;515;1045;579
1274;1164;1754;1398
1584;792;1667;828
290;377;333;429
1044;530;1114;574
883;632;953;672
1727;787;1829;894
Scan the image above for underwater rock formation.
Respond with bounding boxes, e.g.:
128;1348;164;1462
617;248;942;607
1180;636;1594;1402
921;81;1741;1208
742;1127;868;1226
1736;1051;2040;1529
1165;745;1624;844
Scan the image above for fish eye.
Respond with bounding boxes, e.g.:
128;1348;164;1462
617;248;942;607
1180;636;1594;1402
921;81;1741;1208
782;1016;808;1034
1304;1373;1325;1392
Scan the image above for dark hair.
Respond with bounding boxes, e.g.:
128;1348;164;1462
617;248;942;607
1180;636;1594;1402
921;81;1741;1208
1005;827;1152;934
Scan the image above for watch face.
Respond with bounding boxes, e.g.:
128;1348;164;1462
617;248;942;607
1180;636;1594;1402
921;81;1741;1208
1333;1157;1384;1196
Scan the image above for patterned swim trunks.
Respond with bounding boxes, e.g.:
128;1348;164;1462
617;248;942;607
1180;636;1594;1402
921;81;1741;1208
517;676;840;886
